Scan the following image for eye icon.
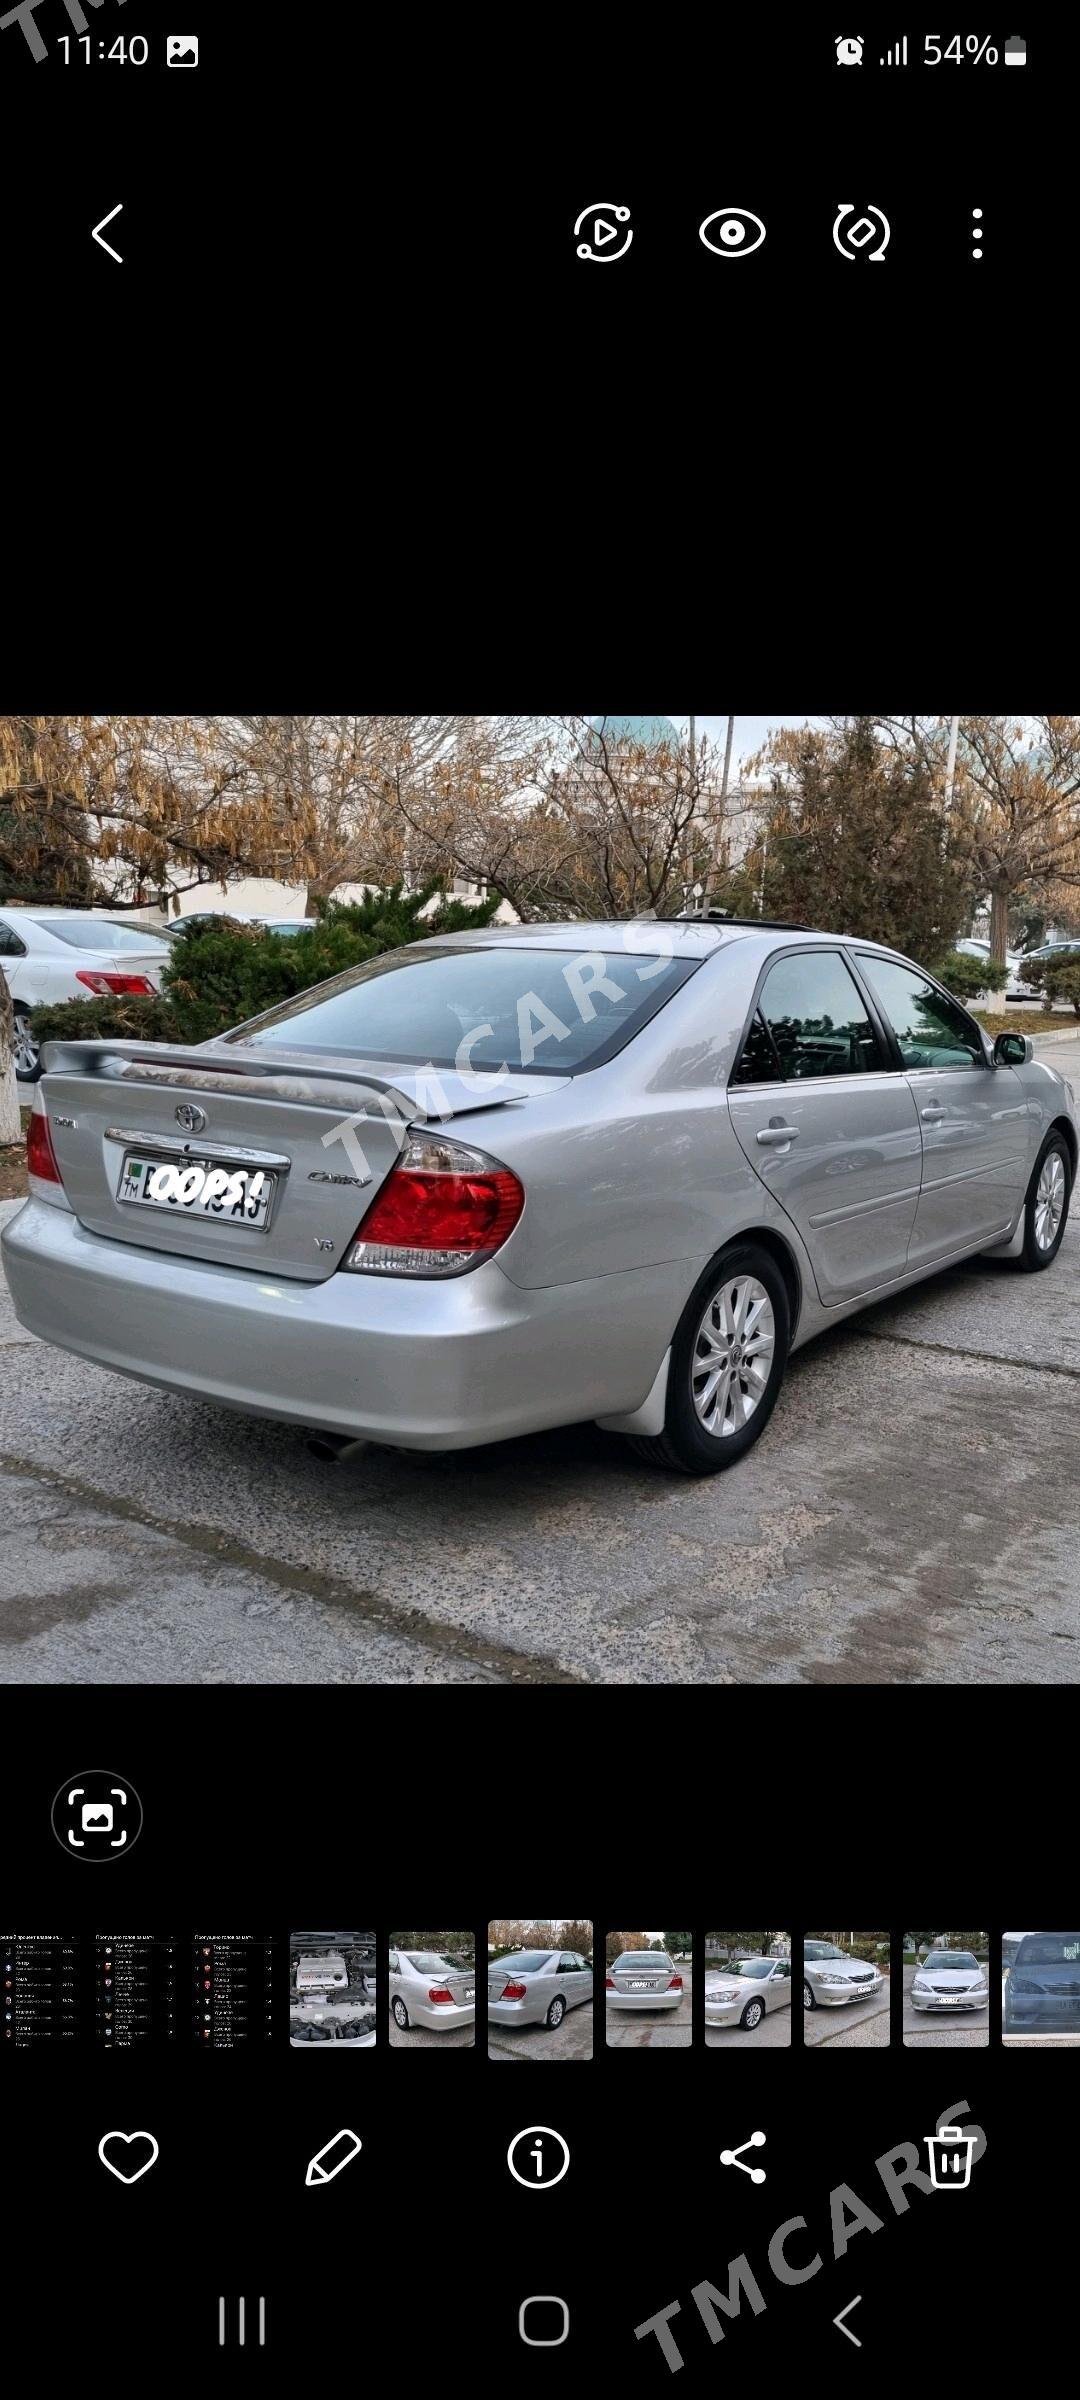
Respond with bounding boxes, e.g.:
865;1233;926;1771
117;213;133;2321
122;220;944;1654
699;208;766;258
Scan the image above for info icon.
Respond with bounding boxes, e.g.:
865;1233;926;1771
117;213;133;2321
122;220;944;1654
51;1771;143;1861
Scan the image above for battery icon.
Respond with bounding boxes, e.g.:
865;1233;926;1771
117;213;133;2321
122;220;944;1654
1004;35;1027;66
924;2124;976;2189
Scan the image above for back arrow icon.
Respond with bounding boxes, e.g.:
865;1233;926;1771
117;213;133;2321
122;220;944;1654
834;2296;862;2347
92;203;123;263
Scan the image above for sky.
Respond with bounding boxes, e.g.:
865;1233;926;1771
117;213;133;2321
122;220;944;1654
666;715;821;769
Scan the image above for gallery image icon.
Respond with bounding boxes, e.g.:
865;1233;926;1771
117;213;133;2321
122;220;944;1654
166;35;199;66
305;2128;363;2186
52;1770;143;1859
719;2129;767;2184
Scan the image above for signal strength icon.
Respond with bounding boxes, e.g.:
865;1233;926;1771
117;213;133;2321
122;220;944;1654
880;35;908;66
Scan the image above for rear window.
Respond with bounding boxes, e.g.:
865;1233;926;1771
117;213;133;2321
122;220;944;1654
402;1953;455;1976
225;942;699;1076
497;1952;552;1973
37;917;170;952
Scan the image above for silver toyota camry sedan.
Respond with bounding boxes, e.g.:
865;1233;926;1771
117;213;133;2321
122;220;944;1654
606;1953;684;2010
803;1942;884;2009
4;918;1074;1477
487;1948;593;2030
704;1956;792;2031
910;1950;988;2013
387;1947;475;2033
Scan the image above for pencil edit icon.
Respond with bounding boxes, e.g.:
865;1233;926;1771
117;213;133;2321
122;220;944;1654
305;2128;362;2186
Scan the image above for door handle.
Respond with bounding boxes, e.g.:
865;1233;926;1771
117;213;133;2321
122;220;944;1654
756;1124;799;1146
920;1103;948;1121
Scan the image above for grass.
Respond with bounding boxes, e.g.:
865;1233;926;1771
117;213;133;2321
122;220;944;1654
973;1008;1077;1035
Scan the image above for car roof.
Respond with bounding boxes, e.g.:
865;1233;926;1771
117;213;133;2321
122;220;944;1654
414;919;901;959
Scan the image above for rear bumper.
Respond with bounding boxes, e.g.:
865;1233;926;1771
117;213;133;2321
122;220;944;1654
606;1989;682;2011
1;1198;691;1452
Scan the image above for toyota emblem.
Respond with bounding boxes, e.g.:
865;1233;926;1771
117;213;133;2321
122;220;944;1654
175;1103;207;1134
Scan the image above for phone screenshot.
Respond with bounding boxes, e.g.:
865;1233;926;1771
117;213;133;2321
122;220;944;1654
1;10;1076;2377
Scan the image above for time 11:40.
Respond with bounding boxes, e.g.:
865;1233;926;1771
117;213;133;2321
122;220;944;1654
58;35;150;62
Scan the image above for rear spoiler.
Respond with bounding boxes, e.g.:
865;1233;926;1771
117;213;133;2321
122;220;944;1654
39;1039;422;1122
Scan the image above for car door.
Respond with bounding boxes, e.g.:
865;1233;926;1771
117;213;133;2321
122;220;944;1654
0;915;28;997
768;1962;792;2013
387;1948;400;2007
853;952;1030;1263
563;1952;590;2007
727;945;924;1304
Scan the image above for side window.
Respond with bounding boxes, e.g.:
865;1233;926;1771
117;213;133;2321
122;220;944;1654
0;920;28;958
857;955;985;1070
752;950;886;1080
730;1009;781;1086
388;1950;399;1973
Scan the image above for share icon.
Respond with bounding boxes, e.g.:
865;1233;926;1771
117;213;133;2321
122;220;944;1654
719;2129;767;2184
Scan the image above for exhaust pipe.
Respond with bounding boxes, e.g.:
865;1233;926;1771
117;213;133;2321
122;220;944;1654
306;1431;370;1466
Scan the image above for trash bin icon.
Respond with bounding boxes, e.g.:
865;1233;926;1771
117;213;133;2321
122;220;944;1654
925;2123;976;2189
1004;36;1027;67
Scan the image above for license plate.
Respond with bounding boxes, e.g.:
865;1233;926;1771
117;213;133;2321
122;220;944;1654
627;1980;657;1992
117;1153;276;1230
464;1988;475;2001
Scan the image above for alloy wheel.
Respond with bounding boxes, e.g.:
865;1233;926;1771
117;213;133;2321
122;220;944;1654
1034;1150;1066;1250
13;1013;38;1077
691;1275;775;1436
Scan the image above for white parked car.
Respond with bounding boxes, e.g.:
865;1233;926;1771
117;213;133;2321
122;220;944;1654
388;1947;475;2032
704;1956;792;2031
0;907;170;1080
910;1950;988;2012
803;1941;884;2008
954;939;1039;1001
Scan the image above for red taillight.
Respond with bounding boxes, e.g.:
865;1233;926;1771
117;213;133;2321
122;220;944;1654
76;970;156;996
428;1987;454;2005
605;1975;615;1989
26;1109;62;1185
501;1981;528;2001
667;1975;683;1991
346;1133;524;1276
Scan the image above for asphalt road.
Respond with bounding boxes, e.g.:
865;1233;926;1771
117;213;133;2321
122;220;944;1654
389;2011;475;2050
3;1029;1079;1686
606;1969;692;2048
803;1971;891;2047
902;1961;989;2047
489;1998;594;2060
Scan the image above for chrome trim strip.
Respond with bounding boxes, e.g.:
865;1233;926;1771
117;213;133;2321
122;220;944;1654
808;1182;922;1228
105;1128;291;1171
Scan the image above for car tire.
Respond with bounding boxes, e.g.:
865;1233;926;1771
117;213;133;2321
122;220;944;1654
1017;1131;1072;1270
741;1999;764;2031
630;1242;791;1476
12;1008;41;1082
803;1981;816;2010
391;1996;410;2030
545;1995;566;2030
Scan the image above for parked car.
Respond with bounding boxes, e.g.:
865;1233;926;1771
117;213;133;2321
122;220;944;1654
0;906;170;1080
803;1942;884;2009
388;1947;475;2032
1004;1931;1080;2036
487;1949;593;2032
3;920;1076;1476
910;1950;988;2012
167;912;309;937
954;938;1040;1000
606;1953;683;2011
704;1956;791;2031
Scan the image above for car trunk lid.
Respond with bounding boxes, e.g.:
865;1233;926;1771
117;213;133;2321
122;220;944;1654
38;1039;553;1284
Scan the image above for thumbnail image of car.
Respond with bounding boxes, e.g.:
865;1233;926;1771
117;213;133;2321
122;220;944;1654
904;1935;989;2048
289;1930;376;2047
704;1956;792;2039
388;1933;475;2046
1003;1930;1080;2044
487;1930;594;2059
606;1934;693;2048
804;1934;890;2047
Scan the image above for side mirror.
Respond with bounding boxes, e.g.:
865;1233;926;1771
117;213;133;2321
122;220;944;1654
994;1031;1033;1065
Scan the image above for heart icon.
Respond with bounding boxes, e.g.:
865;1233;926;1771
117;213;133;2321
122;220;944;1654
98;2130;160;2184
